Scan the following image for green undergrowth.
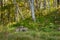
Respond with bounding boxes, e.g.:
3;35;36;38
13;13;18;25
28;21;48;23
0;31;60;40
7;9;60;32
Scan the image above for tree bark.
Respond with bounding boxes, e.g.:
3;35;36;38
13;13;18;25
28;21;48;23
29;0;36;22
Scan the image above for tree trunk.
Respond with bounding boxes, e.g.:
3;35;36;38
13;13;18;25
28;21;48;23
53;0;57;8
13;0;18;22
29;0;36;22
43;0;46;9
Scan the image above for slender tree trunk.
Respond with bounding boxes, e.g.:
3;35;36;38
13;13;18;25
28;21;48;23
57;0;60;7
13;0;24;22
53;0;57;8
40;1;44;9
13;0;18;22
7;7;10;23
18;7;25;20
47;0;50;9
43;0;46;9
0;0;3;24
35;0;39;10
29;0;36;22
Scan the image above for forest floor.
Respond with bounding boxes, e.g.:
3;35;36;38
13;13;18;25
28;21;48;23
0;31;60;40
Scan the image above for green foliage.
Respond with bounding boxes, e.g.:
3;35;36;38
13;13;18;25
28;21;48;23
0;0;60;40
0;31;60;40
8;9;59;31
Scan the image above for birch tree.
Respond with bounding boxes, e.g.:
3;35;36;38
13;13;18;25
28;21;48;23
29;0;36;22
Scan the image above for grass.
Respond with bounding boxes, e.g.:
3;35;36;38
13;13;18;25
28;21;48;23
0;31;60;40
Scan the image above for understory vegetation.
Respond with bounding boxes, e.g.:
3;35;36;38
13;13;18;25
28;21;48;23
0;0;60;40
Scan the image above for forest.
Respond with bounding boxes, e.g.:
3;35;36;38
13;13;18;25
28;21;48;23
0;0;60;40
